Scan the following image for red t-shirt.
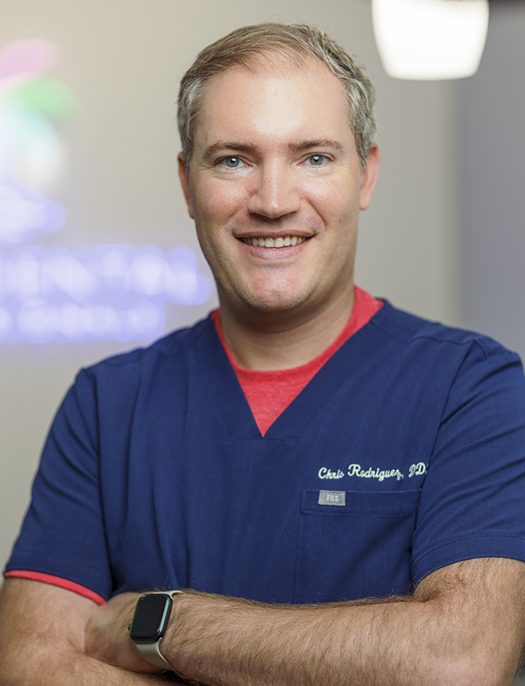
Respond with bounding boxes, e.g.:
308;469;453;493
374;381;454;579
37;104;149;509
212;286;383;435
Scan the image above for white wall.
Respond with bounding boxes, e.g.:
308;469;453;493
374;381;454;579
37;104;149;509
0;0;462;568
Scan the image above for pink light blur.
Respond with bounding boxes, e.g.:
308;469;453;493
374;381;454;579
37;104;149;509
0;40;60;80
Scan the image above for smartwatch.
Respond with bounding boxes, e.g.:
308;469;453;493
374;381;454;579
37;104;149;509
128;591;182;670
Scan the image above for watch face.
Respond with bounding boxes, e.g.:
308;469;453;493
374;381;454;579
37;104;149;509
129;594;173;643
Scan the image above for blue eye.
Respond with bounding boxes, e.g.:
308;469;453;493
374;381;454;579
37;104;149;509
307;155;328;166
222;157;243;168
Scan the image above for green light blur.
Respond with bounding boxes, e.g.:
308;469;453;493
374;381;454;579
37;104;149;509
7;76;78;120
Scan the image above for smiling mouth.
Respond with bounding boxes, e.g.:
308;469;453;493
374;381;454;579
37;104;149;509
240;236;308;248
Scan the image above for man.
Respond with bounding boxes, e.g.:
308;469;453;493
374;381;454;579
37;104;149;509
1;22;525;686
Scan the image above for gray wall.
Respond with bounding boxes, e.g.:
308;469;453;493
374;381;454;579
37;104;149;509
460;2;525;361
0;0;511;572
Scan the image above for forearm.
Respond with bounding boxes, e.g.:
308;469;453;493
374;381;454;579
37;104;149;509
0;579;181;686
0;648;181;686
163;560;525;686
163;591;442;686
162;591;406;686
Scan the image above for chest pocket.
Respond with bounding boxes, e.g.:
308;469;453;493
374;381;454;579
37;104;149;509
294;489;421;604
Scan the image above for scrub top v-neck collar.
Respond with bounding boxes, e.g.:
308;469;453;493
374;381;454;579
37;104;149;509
193;305;391;441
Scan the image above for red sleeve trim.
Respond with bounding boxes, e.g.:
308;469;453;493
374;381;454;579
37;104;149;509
4;570;106;605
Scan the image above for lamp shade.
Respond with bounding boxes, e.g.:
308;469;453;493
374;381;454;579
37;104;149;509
372;0;490;80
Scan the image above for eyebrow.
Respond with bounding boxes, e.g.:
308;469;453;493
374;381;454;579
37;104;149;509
203;138;344;161
203;142;259;161
288;139;344;154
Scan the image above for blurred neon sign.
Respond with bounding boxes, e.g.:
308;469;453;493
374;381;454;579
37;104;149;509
0;40;215;345
0;181;66;245
0;244;213;343
0;39;74;244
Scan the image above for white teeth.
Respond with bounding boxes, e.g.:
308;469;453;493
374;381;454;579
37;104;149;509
242;236;307;248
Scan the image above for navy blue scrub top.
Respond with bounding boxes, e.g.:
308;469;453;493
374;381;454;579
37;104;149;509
6;302;525;604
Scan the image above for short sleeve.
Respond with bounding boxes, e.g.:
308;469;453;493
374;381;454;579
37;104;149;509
411;339;525;584
4;369;113;601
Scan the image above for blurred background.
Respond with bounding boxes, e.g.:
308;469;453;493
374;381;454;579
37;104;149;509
0;0;524;596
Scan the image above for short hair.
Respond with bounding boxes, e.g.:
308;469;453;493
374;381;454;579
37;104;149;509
177;23;377;171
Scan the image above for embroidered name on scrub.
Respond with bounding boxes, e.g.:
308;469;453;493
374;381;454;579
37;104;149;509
408;462;427;478
317;464;406;481
348;464;404;482
318;468;345;480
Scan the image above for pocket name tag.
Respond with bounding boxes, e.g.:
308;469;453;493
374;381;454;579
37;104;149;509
318;490;346;507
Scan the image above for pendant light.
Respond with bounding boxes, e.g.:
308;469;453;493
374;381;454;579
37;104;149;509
372;0;490;80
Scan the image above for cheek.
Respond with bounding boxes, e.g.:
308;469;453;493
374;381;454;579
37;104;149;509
309;194;358;232
305;176;360;218
193;181;249;224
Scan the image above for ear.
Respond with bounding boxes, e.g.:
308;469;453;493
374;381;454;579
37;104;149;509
359;143;380;211
178;152;194;219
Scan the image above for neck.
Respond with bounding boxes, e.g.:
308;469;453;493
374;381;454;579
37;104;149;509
218;283;355;371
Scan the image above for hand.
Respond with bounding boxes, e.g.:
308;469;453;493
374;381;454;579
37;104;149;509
85;592;162;673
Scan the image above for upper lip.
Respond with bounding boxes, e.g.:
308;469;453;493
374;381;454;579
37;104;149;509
235;232;313;239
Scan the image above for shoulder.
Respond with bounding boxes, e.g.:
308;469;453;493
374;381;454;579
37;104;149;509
80;315;213;376
370;300;520;362
65;315;216;407
367;302;525;417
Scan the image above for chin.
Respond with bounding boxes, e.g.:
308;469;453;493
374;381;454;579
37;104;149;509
241;290;309;315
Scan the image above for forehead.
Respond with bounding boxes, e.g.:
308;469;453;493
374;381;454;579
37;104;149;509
194;56;353;149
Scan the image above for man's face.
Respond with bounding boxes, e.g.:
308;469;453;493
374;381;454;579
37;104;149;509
179;55;379;321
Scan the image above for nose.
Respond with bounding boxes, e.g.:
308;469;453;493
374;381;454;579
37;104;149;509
247;161;301;219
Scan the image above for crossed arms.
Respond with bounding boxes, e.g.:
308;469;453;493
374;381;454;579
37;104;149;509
1;556;525;686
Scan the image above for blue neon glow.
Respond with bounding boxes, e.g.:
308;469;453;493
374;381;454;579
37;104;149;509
0;244;214;343
0;181;66;245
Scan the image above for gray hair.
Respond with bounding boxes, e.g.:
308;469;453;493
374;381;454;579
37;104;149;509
177;23;377;171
